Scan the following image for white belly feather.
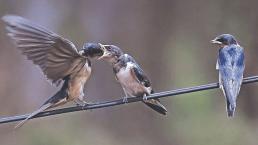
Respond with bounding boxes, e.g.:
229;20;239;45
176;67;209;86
116;62;148;96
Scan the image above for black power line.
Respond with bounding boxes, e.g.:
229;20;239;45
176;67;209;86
1;75;258;124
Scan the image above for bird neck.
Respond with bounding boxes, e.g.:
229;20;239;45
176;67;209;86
230;39;238;45
112;55;127;70
110;54;123;65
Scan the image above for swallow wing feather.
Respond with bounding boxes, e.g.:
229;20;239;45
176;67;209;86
218;46;244;102
126;55;166;113
232;46;245;96
125;55;152;88
2;15;85;86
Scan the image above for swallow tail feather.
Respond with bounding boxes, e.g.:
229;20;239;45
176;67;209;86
15;82;68;129
143;90;167;115
15;103;52;129
222;81;238;117
227;101;236;117
143;99;167;115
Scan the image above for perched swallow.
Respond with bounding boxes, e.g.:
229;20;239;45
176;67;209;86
2;15;103;128
98;44;167;115
211;34;245;117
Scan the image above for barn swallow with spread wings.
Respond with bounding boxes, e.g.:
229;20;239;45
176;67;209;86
2;15;103;128
98;44;167;115
211;34;245;117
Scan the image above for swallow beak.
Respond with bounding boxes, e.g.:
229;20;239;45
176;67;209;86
98;43;111;60
210;39;222;44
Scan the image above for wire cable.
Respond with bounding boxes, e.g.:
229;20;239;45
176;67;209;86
0;75;258;124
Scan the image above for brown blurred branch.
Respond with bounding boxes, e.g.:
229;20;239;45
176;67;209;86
0;75;258;124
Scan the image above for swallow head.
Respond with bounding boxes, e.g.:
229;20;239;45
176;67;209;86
98;44;124;64
81;43;104;58
211;34;238;47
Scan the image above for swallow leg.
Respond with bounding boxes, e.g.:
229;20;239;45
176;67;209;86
122;87;129;103
75;100;85;106
74;99;93;107
123;97;128;103
143;93;148;101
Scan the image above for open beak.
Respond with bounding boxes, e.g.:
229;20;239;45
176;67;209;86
210;39;222;44
98;43;110;60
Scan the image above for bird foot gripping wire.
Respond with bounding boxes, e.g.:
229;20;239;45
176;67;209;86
0;75;258;125
75;100;94;108
122;97;129;103
143;94;148;101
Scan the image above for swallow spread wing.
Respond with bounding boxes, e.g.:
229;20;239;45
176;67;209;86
217;45;244;117
2;15;86;86
2;15;90;128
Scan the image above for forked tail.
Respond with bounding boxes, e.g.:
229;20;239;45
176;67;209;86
15;103;52;129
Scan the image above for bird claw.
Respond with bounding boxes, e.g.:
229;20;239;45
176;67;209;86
83;101;96;106
123;97;128;103
76;100;94;107
81;101;96;110
143;94;148;101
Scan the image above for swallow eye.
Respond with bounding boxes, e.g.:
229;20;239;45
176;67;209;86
217;38;223;42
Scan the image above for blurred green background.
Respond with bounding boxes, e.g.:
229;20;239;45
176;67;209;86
1;0;258;145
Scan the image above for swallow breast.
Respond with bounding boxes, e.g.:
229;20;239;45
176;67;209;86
68;61;91;101
116;62;148;96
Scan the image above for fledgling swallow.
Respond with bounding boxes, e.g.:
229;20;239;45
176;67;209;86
98;44;167;115
2;15;103;128
211;34;245;117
